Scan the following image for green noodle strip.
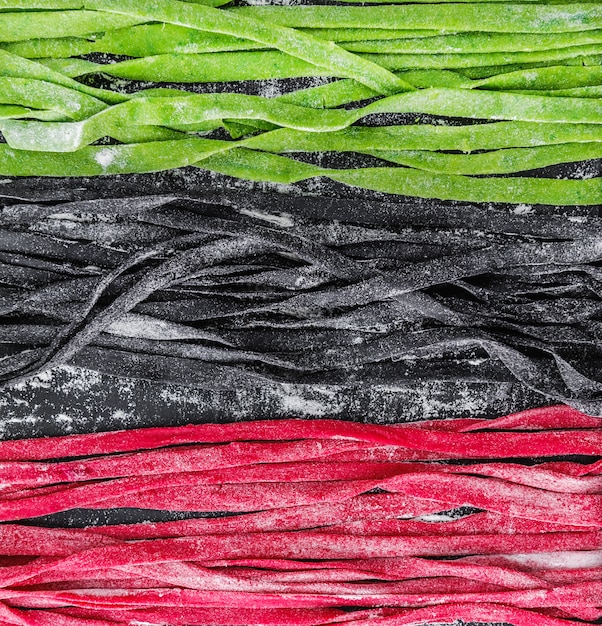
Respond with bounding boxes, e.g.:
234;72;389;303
187;0;235;6
0;95;355;152
511;86;602;97
0;48;128;105
0;26;440;59
0;139;228;176
0;53;191;142
275;73;414;108
6;0;224;5
28;62;602;143
3;89;599;152
199;148;602;205
343;30;602;53
338;0;592;3
241;123;602;174
229;4;602;33
51;46;602;83
5;130;596;173
365;143;602;174
110;126;190;143
8;26;601;59
38;58;101;79
394;66;602;91
367;46;602;70
367;88;602;123
1;38;100;60
243;125;602;172
377;69;472;89
303;28;440;42
0;142;599;205
331;165;601;205
0;105;66;121
0;0;81;7
30;61;590;140
0;10;147;42
0;76;104;120
241;123;602;154
34;28;266;58
41;53;324;82
272;65;602;111
458;54;602;78
24;57;602;111
476;65;602;89
84;0;413;94
2;50;196;142
201;149;602;205
10;57;600;120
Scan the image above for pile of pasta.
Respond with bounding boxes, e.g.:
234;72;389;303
0;0;600;204
0;405;600;625
2;193;602;411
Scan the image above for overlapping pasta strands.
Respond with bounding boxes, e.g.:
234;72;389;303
0;0;599;204
0;405;600;624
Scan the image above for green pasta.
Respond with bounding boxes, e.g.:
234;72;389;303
344;32;602;54
365;143;602;174
303;28;440;42
335;0;593;3
0;1;84;7
7;27;602;59
0;104;66;121
367;46;602;70
83;0;414;94
229;4;602;34
254;65;602;133
3;89;600;152
0;142;599;205
0;49;128;105
44;46;602;83
0;0;230;6
476;65;602;90
1;115;601;176
202;149;602;205
0;0;598;208
0;76;104;119
512;86;602;97
0;10;147;42
0;26;441;59
330;165;601;205
0;139;228;177
241;123;602;154
0;51;198;145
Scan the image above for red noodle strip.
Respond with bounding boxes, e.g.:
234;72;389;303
0;440;372;487
341;603;594;625
121;556;549;590
458;550;602;570
3;467;597;524
0;408;600;461
461;405;602;432
2;580;601;610
51;606;376;626
92;472;602;525
379;473;602;526
0;477;388;521
70;494;448;540
314;514;592;536
0;407;598;625
0;526;117;557
4;456;600;495
2;532;601;589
